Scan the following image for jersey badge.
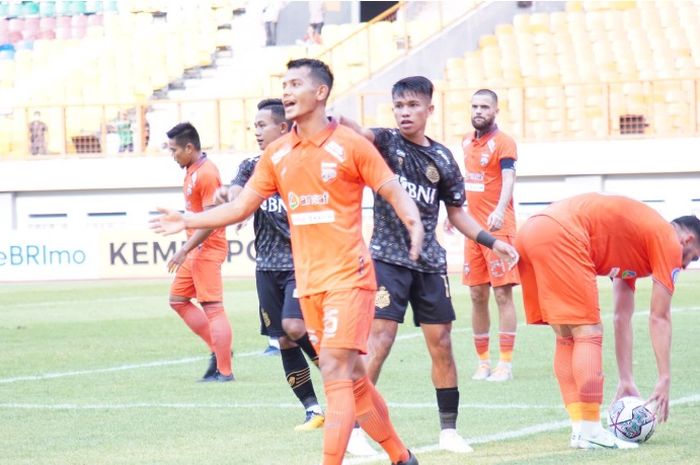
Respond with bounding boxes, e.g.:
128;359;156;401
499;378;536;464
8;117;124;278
425;163;440;183
324;140;345;162
480;152;490;166
621;270;637;279
321;162;337;182
375;286;391;309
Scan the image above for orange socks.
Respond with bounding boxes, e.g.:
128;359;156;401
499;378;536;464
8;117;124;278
170;301;213;351
554;336;578;406
202;303;233;376
473;334;490;362
573;334;604;420
353;376;409;464
499;331;516;363
322;379;356;465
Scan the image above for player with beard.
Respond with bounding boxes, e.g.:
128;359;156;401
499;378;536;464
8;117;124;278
339;77;519;453
460;89;520;382
215;98;324;431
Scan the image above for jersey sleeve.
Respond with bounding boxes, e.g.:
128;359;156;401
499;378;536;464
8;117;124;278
353;134;396;191
496;134;518;161
370;128;394;155
648;228;683;294
231;157;256;187
198;164;222;209
437;147;466;207
246;150;277;199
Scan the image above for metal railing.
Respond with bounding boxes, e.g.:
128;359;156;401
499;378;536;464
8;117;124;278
3;77;699;159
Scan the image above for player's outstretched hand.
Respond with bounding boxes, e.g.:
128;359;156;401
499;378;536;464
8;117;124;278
150;208;186;236
493;240;519;269
647;376;670;422
443;217;455;234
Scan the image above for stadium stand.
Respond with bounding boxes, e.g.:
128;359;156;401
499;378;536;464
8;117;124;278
1;1;699;158
390;0;700;144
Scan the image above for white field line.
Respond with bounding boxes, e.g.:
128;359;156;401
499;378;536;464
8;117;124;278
0;350;257;384
0;401;562;411
1;307;697;385
342;393;700;465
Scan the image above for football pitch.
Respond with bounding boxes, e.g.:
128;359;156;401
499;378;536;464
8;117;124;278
1;273;699;465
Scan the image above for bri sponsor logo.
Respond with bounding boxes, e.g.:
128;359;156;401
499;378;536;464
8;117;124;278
0;245;86;266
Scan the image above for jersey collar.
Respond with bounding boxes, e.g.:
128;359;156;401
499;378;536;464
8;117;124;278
290;118;338;148
471;124;499;145
186;153;207;175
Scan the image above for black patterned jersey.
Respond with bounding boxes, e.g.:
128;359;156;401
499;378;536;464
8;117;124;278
231;156;294;271
370;128;465;273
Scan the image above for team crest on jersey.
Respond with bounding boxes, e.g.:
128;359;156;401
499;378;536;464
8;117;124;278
271;145;291;165
621;270;637;279
425;164;440;183
324;140;345;162
375;286;391;309
321;162;337;182
480;152;490;166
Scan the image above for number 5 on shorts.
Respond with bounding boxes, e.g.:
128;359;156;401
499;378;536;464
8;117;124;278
323;308;339;339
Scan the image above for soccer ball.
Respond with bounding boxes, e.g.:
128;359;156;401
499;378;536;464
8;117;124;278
607;396;657;443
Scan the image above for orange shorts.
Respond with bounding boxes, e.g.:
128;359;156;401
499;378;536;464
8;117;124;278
463;235;521;287
170;257;224;303
299;288;375;354
515;215;600;325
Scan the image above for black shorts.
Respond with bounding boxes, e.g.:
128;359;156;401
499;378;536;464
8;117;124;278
256;269;303;338
374;260;455;326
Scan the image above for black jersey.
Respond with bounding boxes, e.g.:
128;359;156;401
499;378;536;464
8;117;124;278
370;128;465;273
231;156;294;271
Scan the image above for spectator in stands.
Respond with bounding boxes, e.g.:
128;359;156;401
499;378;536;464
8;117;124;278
308;1;325;36
296;24;322;47
28;111;48;155
116;111;134;153
262;1;284;46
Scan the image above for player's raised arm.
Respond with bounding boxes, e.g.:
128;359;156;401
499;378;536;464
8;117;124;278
446;205;519;269
647;279;672;422
337;114;375;143
376;179;424;261
151;187;264;236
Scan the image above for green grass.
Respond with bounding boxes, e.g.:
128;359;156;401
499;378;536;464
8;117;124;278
1;273;699;465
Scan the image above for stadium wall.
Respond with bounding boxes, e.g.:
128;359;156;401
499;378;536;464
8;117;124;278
1;137;699;281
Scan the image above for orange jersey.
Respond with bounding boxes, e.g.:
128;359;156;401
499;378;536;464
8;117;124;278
183;156;228;262
536;193;682;294
247;120;396;297
463;127;517;235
